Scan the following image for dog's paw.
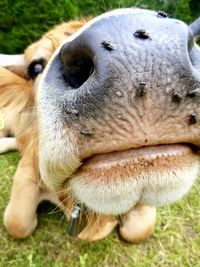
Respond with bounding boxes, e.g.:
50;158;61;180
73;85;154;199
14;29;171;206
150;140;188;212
78;214;117;242
4;202;38;239
119;205;156;243
0;137;17;153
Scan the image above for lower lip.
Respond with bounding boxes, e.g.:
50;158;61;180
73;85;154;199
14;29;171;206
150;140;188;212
79;144;197;174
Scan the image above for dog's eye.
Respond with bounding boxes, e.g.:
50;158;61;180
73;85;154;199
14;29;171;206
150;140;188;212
28;59;46;79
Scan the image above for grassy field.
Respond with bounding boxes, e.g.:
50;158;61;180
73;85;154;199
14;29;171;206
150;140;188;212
0;152;199;267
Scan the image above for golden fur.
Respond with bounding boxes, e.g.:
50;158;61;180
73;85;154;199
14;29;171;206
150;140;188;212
0;67;34;152
0;19;89;151
1;18;156;242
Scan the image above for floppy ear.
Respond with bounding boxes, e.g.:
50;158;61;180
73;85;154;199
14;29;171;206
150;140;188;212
0;66;33;109
0;54;28;79
0;66;34;139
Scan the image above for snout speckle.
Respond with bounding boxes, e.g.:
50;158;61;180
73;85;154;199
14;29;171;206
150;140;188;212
116;91;123;98
134;30;150;39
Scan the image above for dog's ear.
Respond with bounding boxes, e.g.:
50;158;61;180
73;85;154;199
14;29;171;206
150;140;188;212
0;65;32;107
0;54;28;79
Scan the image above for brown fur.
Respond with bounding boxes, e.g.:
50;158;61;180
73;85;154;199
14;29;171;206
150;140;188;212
1;18;156;242
25;19;90;64
0;19;89;150
0;67;34;150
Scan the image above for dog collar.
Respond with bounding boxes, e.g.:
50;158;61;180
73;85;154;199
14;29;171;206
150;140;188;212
67;204;88;237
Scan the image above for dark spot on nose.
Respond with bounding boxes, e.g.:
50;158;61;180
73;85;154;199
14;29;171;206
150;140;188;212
172;92;182;103
80;129;94;136
137;82;147;96
101;41;114;51
189;112;198;125
117;114;123;119
64;108;80;116
157;11;168;18
186;88;200;98
134;30;150;39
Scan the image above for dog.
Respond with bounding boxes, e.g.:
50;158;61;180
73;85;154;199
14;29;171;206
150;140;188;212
4;8;199;243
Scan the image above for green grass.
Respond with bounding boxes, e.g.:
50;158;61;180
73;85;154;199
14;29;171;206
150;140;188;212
0;152;199;267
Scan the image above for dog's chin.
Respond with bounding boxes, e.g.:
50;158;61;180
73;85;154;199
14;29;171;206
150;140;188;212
69;144;199;215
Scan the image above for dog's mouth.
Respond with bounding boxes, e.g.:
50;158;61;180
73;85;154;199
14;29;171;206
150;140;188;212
79;143;198;175
69;144;200;215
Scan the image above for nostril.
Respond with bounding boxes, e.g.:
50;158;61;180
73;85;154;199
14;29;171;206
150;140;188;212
62;49;94;89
